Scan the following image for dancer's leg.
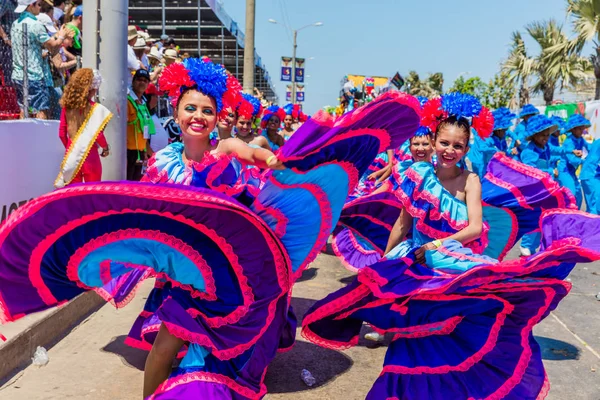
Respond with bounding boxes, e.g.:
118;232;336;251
143;323;184;398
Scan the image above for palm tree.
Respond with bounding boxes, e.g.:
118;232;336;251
502;31;535;107
404;71;444;97
526;19;590;104
566;0;600;99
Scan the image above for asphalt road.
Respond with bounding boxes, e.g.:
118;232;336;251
0;245;598;399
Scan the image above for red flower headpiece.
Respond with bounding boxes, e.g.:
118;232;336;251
420;97;446;133
236;97;255;120
158;63;194;102
471;107;494;139
220;73;243;119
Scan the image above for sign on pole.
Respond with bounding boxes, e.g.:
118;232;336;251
296;84;305;102
281;57;292;81
295;58;305;83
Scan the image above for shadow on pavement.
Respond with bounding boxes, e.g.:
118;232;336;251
536;336;581;361
338;275;356;285
296;267;319;283
290;297;317;321
322;243;336;256
265;340;353;393
102;335;148;370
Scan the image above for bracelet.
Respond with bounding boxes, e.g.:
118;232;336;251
432;240;442;249
266;155;276;166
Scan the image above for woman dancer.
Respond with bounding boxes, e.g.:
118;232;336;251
0;81;422;398
235;93;269;149
55;68;112;188
260;105;286;150
302;93;597;400
282;103;297;140
333;125;435;275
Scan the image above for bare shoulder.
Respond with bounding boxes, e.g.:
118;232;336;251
253;135;268;145
464;171;481;192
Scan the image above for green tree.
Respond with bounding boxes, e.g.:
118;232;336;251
481;72;517;109
502;31;536;107
566;0;600;99
448;76;487;99
526;19;590;105
404;71;444;97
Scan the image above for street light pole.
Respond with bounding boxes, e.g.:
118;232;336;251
243;0;256;93
291;30;297;105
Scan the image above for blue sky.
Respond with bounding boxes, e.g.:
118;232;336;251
223;0;582;113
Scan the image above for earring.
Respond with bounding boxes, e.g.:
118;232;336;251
209;131;218;147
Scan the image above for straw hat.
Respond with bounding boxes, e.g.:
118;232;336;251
133;37;146;50
148;46;162;62
127;26;139;41
163;48;178;60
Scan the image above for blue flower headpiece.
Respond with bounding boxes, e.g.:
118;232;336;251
158;58;229;112
519;104;540;118
242;93;262;118
564;114;591;132
526;115;555;137
422;93;494;139
414;126;432;137
416;96;429;107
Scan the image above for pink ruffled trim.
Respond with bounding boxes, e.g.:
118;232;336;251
281;129;392;163
64;228;217;301
341;213;394;232
484;174;534;210
268;176;333;281
482;202;519;262
94;268;154;309
310;110;335;127
387;316;464;339
252;198;289;238
330;231;360;273
487;153;577;209
333;297;394;321
382;293;513;375
149;370;268;400
300;285;371;350
436;246;494;265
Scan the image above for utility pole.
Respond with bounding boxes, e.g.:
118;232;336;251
162;0;166;36
197;0;202;56
82;0;128;180
291;30;297;105
243;0;255;93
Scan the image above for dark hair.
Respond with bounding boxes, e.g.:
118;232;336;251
55;0;66;6
435;116;471;143
41;2;54;13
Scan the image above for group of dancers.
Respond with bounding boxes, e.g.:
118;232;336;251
0;57;599;400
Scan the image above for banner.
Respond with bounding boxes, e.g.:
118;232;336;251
286;84;292;102
281;57;292;82
296;84;305;102
544;103;584;120
391;72;405;89
295;58;305;83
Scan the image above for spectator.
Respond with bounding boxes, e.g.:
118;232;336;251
38;0;61;119
1;0;17;81
11;0;70;119
53;0;65;24
163;48;177;66
127;69;155;181
147;46;163;83
133;37;148;69
49;26;77;94
127;25;141;84
65;4;81;56
157;34;168;53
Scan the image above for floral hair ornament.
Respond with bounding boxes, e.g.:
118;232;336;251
421;93;494;139
220;72;243;120
91;69;103;90
260;105;286;129
158;58;228;111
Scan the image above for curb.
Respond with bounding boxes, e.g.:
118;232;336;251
0;291;105;381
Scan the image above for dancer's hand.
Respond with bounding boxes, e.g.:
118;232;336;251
414;242;439;265
101;147;110;157
367;165;391;183
511;148;518;156
554;168;559;178
267;155;285;170
573;150;583;157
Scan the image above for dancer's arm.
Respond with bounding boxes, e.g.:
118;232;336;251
385;209;413;254
219;138;284;169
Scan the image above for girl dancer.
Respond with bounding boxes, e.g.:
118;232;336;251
559;114;590;208
302;93;597;400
